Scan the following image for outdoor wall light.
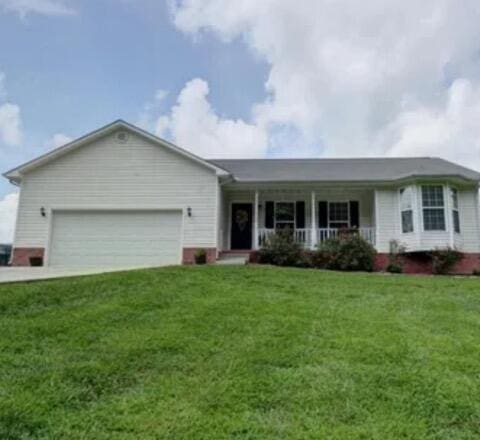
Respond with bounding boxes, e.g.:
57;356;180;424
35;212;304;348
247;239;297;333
40;207;46;217
187;207;192;217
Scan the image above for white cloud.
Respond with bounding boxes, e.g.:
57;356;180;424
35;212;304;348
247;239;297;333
0;0;76;17
154;89;168;102
46;132;72;149
0;72;23;148
0;103;23;147
172;0;480;169
0;72;6;100
0;192;18;244
153;78;268;158
137;88;170;130
383;79;480;167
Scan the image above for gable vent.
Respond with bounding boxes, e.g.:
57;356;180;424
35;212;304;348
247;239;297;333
116;131;129;143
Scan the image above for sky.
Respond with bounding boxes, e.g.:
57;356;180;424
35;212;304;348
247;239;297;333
1;0;480;242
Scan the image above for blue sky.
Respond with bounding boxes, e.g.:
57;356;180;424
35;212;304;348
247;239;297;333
0;0;267;198
2;0;480;242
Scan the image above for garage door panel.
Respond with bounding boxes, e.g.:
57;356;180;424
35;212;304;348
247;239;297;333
49;210;182;267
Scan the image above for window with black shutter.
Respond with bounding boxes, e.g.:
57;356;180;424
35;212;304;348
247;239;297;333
265;201;274;229
295;201;305;228
349;201;359;228
275;202;295;229
318;201;328;228
328;202;349;228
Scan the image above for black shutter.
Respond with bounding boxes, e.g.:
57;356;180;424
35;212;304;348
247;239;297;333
318;201;328;228
265;201;274;228
295;201;305;228
350;201;359;228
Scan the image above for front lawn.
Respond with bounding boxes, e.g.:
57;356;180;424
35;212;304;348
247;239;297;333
1;266;480;439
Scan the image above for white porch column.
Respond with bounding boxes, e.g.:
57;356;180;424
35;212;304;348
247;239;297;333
254;190;259;249
311;190;317;250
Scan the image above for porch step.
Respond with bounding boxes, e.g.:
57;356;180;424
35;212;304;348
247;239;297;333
216;252;250;265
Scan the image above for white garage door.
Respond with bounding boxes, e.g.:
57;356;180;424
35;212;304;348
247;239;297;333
48;210;182;267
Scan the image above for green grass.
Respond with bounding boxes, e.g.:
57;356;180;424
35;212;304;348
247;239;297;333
1;266;480;439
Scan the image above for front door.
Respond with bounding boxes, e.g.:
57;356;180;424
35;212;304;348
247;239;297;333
231;203;253;250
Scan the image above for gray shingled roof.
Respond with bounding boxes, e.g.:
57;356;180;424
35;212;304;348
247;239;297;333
209;157;480;183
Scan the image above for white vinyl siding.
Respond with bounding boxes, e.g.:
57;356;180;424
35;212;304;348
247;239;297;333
374;189;398;253
458;189;480;252
14;130;219;250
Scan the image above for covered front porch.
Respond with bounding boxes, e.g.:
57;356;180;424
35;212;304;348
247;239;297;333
219;185;377;251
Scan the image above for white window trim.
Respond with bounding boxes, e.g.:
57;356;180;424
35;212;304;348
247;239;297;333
421;184;447;232
274;201;296;230
327;201;350;229
451;186;461;235
399;187;414;234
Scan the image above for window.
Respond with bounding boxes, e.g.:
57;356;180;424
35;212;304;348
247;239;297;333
422;186;445;231
329;202;349;229
275;202;295;230
400;187;414;233
451;188;460;233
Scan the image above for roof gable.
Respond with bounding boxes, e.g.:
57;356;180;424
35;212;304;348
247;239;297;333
4;120;229;183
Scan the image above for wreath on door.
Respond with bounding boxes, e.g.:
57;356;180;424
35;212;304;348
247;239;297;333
235;210;249;231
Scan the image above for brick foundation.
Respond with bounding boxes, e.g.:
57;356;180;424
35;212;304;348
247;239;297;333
11;247;45;266
182;248;217;264
375;253;480;275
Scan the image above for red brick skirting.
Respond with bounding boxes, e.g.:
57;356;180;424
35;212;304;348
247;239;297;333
182;248;217;264
251;249;480;274
11;247;45;266
375;253;480;275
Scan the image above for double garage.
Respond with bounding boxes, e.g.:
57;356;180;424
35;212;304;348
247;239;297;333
47;210;183;267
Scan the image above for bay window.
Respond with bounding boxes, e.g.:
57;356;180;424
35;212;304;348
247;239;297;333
451;188;460;233
422;186;446;231
399;187;414;233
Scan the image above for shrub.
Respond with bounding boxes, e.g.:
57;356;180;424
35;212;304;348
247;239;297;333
194;249;207;265
388;239;406;271
430;248;463;274
316;234;376;272
472;269;480;276
258;230;305;267
386;263;403;274
310;249;331;269
295;251;314;268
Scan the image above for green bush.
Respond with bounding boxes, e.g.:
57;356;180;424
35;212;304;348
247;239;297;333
194;249;207;265
258;230;306;267
316;234;377;272
386;263;403;274
430;248;463;274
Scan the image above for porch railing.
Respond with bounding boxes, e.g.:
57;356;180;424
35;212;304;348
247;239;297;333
258;228;312;248
257;227;376;248
317;227;376;246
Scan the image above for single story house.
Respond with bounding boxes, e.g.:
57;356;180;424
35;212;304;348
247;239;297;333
4;120;480;273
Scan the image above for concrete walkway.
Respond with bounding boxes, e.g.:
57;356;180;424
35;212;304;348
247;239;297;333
215;253;249;265
0;266;151;284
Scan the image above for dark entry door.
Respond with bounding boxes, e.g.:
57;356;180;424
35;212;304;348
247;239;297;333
231;203;253;250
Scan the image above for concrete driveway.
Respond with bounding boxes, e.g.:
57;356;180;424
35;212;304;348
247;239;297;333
0;266;150;284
